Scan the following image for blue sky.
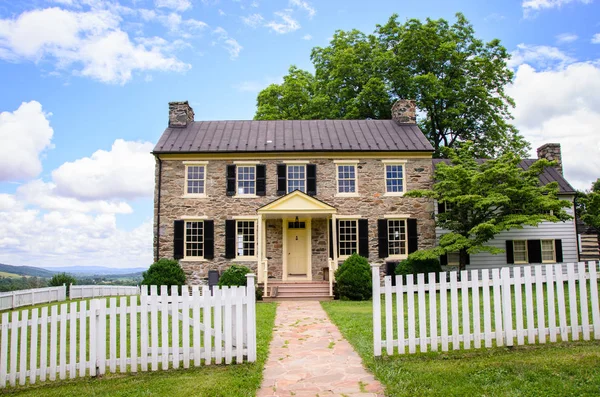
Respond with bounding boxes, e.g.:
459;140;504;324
1;0;599;269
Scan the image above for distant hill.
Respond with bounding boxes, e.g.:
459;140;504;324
0;263;55;278
42;266;147;276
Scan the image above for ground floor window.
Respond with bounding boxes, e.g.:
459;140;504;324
387;219;407;257
447;251;460;266
338;220;358;257
185;221;204;258
541;239;555;263
513;240;528;263
236;220;256;258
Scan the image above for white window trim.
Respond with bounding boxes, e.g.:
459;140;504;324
337;218;359;260
181;219;206;262
233;160;260;165
541;239;556;263
513;240;528;264
183;163;207;198
235;164;257;197
282;160;310;164
235;219;257;261
382;160;407;197
180;215;209;220
387;218;408;260
383;214;412;219
286;164;307;194
335;163;359;197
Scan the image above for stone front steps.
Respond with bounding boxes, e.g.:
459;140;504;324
261;281;333;302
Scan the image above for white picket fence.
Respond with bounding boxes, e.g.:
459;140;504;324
70;285;140;299
372;262;600;356
0;286;67;311
0;275;257;387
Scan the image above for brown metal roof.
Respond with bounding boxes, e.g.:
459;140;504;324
433;159;576;194
153;120;434;153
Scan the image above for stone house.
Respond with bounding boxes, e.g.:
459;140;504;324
153;100;436;297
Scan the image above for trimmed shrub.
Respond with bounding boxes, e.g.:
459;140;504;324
334;253;372;301
142;259;186;294
218;264;251;287
395;255;442;283
49;273;76;297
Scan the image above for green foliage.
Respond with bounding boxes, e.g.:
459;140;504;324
395;255;442;283
405;143;572;269
334;253;372;301
578;178;600;230
255;287;264;301
217;264;251;287
254;13;528;158
141;259;186;291
49;272;76;287
0;276;48;293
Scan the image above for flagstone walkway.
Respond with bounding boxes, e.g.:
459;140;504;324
257;301;384;397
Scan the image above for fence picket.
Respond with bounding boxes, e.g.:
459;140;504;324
224;287;233;364
481;270;492;348
589;263;600;340
214;287;223;364
567;263;579;341
372;266;382;356
19;309;28;385
417;274;427;353
555;264;568;341
109;298;117;373
49;306;58;381
440;273;449;352
88;302;96;377
160;286;169;370
578;263;590;341
395;275;405;354
140;289;149;372
29;308;38;384
471;270;481;349
130;296;138;373
203;286;213;365
0;313;8;387
429;272;438;351
192;286;202;366
534;266;546;344
246;274;257;362
69;302;77;378
450;272;459;350
150;287;159;371
492;269;503;347
406;275;416;354
97;300;107;376
78;301;86;378
513;267;524;346
235;287;244;363
182;288;190;368
461;271;471;350
501;268;513;347
545;265;557;343
120;297;127;372
171;287;180;370
384;277;393;355
8;311;18;386
523;266;535;344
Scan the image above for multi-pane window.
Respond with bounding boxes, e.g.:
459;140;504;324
337;165;357;194
236;220;256;258
447;252;460;266
287;165;306;193
338;220;358;257
237;166;256;195
541;240;555;263
385;164;404;194
186;166;205;195
388;219;407;257
185;221;204;258
513;240;528;263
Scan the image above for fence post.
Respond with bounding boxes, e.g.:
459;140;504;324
371;263;382;357
245;273;257;362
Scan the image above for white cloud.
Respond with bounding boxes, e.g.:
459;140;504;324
266;9;300;34
155;0;192;12
506;62;600;190
0;101;54;182
522;0;592;16
0;7;190;84
302;34;312;40
241;13;264;28
556;33;578;44
234;76;282;92
212;27;242;59
289;0;315;18
592;33;600;44
508;44;574;69
218;9;226;16
52;139;155;200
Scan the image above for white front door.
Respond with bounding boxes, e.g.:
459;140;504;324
287;225;308;277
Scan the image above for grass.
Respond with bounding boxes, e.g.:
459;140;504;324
0;272;25;279
2;302;277;396
322;300;600;396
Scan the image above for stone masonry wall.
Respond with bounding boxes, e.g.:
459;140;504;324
155;156;435;283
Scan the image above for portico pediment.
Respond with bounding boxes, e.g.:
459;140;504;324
257;190;337;215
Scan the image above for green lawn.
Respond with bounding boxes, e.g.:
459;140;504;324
2;302;277;397
322;300;600;397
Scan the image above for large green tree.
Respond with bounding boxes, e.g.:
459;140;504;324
578;178;600;230
254;13;529;158
405;144;572;270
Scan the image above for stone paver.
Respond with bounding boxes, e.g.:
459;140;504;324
257;301;384;397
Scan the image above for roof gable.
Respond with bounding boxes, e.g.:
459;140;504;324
258;190;337;215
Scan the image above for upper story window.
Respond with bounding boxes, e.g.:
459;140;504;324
335;160;359;196
287;165;306;193
383;160;407;196
184;162;208;197
237;166;256;195
387;219;407;257
513;240;528;263
185;221;204;258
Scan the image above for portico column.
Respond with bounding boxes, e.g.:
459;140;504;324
257;214;264;284
331;214;338;273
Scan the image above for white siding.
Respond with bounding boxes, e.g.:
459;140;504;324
435;196;578;269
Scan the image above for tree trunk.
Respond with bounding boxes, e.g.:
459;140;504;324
459;248;469;272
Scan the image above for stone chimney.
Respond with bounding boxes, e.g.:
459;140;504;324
537;143;563;175
391;99;416;124
168;101;194;128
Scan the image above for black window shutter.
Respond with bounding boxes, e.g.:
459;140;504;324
225;220;236;259
440;254;448;266
358;219;369;258
226;165;236;196
528;240;542;263
407;219;418;254
506;240;514;264
377;219;388;258
203;220;214;259
438;201;446;214
465;253;471;265
173;220;184;259
555;239;563;263
328;219;334;259
256;165;266;196
307;164;317;196
277;164;286;196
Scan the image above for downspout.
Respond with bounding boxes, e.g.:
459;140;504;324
155;156;162;262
